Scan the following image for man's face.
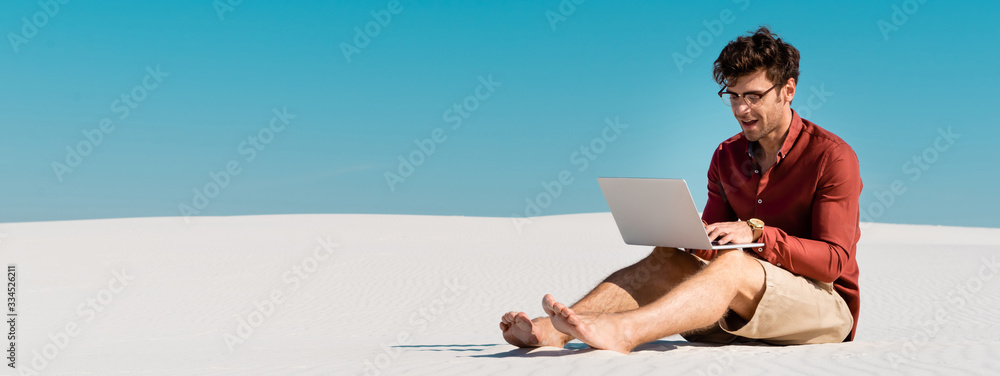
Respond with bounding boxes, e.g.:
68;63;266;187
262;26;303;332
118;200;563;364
725;70;794;143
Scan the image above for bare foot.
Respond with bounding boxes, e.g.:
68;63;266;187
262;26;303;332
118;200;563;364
542;294;634;354
499;311;570;348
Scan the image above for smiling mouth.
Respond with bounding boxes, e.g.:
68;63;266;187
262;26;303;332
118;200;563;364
740;119;759;128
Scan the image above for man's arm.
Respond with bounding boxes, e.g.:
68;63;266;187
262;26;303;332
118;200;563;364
694;147;738;260
755;145;862;283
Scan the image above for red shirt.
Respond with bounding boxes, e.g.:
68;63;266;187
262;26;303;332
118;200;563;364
694;110;862;341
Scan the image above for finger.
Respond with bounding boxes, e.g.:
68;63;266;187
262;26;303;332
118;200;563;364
718;233;733;245
709;228;726;241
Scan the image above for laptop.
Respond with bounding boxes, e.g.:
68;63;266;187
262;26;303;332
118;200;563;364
597;177;764;250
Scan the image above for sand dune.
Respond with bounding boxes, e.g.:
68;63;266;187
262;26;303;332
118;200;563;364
2;213;998;375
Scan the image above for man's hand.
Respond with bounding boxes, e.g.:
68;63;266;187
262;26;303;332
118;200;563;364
705;221;755;245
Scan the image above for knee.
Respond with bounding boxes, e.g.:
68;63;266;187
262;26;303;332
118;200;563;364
708;249;758;271
646;247;698;273
651;246;678;256
648;247;680;265
711;249;742;263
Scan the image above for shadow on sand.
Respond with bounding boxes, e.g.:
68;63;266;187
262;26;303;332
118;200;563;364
393;340;733;358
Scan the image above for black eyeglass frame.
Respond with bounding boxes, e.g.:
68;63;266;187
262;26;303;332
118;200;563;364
717;83;782;107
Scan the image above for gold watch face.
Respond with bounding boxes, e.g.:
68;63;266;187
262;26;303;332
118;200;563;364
748;218;764;228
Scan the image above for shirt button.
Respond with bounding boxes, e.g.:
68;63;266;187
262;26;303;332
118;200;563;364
754;170;759;174
757;248;763;252
777;263;782;267
757;199;762;204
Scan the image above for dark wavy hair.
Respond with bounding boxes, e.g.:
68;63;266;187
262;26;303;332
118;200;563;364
713;26;800;89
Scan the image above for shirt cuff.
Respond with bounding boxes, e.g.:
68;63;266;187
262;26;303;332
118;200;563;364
749;227;768;255
750;228;780;267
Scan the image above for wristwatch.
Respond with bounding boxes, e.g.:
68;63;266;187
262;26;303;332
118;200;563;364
747;218;764;242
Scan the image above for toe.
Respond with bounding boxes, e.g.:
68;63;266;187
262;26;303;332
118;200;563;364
502;311;516;323
513;316;531;330
542;294;557;315
554;302;570;317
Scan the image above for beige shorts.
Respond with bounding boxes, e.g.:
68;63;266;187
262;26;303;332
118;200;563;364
681;258;853;345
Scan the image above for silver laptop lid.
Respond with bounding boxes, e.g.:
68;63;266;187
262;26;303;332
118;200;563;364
597;178;762;250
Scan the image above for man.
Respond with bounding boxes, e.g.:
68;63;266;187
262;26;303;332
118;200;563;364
499;26;862;353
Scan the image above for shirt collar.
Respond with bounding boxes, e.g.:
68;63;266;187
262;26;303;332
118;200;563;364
745;109;804;163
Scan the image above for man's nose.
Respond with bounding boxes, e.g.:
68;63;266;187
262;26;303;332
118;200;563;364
732;102;751;116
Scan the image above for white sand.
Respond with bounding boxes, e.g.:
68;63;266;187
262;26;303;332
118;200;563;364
2;213;998;375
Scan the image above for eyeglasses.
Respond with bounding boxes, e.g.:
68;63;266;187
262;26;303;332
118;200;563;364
718;83;782;108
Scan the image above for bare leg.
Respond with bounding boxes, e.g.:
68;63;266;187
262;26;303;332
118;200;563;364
545;249;766;353
500;247;703;347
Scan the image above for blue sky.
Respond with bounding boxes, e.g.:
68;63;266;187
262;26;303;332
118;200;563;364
1;0;998;227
